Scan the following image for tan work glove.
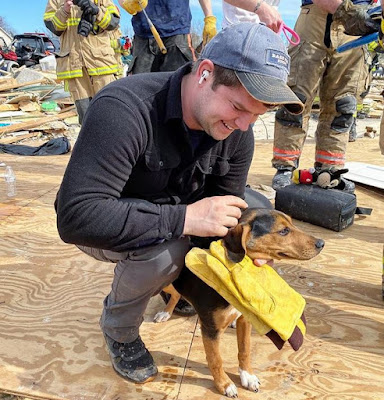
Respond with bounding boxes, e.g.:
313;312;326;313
118;0;147;15
202;15;217;46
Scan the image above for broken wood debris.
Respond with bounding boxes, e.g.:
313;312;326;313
0;67;78;145
0;109;77;136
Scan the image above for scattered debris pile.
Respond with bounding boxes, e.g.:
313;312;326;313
0;66;79;147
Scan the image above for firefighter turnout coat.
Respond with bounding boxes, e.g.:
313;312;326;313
44;0;120;80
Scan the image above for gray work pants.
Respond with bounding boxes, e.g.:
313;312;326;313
78;237;190;343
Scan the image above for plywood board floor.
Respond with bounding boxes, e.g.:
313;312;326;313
0;133;383;400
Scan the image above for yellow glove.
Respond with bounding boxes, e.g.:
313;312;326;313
368;40;379;53
118;0;147;15
202;15;217;46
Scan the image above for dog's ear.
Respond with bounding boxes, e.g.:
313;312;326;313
223;223;247;263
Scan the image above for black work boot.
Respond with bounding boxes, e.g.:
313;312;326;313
272;168;293;190
160;291;197;316
103;334;158;383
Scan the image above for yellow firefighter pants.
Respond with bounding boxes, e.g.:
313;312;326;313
67;67;116;101
272;4;369;170
67;68;117;123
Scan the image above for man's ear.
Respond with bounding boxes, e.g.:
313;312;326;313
197;59;214;79
223;223;246;263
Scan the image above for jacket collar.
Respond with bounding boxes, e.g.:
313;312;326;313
164;62;193;123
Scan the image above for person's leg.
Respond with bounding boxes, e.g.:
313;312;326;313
128;35;156;74
70;71;117;123
78;237;190;382
67;69;93;124
315;26;365;170
158;34;195;72
272;5;329;189
90;73;117;97
314;25;365;193
100;237;190;342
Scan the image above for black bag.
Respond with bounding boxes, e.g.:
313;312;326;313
275;184;358;232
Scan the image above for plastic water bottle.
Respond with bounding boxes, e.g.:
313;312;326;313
4;165;16;197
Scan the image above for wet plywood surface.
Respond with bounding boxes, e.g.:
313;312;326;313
0;134;383;400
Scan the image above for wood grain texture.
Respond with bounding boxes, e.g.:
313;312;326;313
0;134;383;399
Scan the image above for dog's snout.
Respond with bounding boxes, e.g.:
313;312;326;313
315;239;325;249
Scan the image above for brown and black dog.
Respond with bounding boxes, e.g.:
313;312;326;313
155;208;324;397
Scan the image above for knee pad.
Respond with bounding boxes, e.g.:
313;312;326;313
276;91;306;128
331;96;357;133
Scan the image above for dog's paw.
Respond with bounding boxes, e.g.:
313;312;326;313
224;383;238;398
153;311;171;323
239;369;260;392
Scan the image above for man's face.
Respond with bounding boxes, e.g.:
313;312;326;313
192;81;272;141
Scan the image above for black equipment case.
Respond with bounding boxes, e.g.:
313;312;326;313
275;184;357;232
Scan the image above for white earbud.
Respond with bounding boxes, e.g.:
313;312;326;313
198;70;210;84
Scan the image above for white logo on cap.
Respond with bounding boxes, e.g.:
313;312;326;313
271;52;289;67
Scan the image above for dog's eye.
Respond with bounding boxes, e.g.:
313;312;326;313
278;227;290;236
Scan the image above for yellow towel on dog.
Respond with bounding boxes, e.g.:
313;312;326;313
185;240;306;350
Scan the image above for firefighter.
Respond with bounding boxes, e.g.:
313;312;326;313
44;0;121;123
271;0;380;192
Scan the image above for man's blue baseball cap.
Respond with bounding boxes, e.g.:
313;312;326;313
199;22;304;114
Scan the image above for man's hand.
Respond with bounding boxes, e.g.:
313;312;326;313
118;0;148;15
202;16;217;45
73;0;99;15
183;195;248;238
256;2;282;33
63;0;73;13
333;0;380;36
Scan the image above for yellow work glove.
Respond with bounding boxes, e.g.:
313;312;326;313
118;0;147;15
368;40;379;53
202;15;217;46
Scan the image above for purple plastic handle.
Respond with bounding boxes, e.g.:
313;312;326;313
278;23;300;46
